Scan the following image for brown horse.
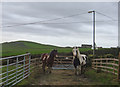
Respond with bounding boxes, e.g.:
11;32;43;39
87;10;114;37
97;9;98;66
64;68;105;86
41;49;57;73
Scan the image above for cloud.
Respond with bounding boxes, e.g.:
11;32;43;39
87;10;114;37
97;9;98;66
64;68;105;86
2;2;118;47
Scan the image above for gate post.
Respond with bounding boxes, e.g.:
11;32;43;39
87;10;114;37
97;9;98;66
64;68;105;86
25;52;29;76
118;52;120;81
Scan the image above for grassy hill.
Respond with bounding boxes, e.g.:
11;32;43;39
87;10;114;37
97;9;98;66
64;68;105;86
1;41;91;57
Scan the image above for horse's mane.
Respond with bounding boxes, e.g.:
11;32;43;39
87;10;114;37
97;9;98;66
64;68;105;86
76;48;83;64
76;48;81;56
49;50;56;58
75;50;78;58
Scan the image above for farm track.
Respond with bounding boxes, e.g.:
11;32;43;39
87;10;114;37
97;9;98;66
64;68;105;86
18;66;119;85
27;68;94;85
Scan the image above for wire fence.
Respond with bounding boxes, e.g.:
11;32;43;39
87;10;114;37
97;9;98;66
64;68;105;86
0;53;40;87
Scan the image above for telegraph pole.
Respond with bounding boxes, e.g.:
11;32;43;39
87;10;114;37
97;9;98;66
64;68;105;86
88;10;96;57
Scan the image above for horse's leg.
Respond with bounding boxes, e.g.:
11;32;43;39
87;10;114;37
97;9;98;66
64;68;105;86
81;65;85;74
78;66;80;75
48;66;52;73
81;65;86;77
75;68;77;75
83;65;86;75
42;62;45;73
46;66;48;73
76;66;79;75
47;66;50;73
82;66;84;74
79;65;82;75
49;67;52;73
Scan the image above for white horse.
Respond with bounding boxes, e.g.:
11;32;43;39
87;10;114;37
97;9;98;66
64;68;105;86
72;47;87;75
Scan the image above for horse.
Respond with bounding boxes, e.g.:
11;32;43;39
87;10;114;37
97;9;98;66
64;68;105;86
72;47;87;75
41;49;57;74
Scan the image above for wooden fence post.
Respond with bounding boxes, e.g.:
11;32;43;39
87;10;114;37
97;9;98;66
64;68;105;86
96;60;98;72
92;59;94;68
118;52;120;81
100;58;102;72
113;58;115;75
106;58;108;73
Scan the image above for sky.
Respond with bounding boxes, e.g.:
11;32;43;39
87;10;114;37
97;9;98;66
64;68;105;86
2;2;118;48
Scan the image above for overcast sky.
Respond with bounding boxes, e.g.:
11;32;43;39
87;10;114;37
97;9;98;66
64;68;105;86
2;2;118;48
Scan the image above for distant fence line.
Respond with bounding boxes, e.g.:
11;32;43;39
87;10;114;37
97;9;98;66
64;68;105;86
0;53;40;87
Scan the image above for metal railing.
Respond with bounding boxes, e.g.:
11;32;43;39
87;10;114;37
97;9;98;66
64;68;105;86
0;53;31;87
53;56;74;70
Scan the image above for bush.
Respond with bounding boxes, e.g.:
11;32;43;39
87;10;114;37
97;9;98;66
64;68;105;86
88;54;94;58
88;54;98;59
83;48;118;58
104;54;114;58
87;54;96;67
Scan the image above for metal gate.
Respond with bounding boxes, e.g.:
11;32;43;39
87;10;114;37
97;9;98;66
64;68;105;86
53;56;74;69
0;53;31;87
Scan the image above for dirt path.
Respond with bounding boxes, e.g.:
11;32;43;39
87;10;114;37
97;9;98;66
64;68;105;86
18;67;119;85
29;69;93;85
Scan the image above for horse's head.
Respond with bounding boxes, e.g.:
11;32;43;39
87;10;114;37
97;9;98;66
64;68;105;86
72;47;77;57
52;49;58;57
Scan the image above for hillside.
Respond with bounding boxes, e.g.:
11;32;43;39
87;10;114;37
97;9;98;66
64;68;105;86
1;41;69;57
1;41;91;57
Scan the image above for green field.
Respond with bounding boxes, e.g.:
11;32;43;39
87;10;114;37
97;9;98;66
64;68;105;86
1;41;91;57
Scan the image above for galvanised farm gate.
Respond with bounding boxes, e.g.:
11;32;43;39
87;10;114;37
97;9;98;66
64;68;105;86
0;53;31;87
0;53;41;87
53;56;74;69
